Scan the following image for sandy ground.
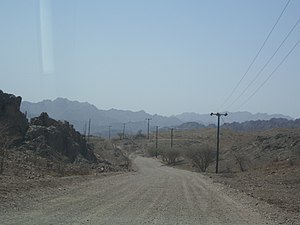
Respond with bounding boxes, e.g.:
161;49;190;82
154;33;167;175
209;161;300;225
0;156;274;225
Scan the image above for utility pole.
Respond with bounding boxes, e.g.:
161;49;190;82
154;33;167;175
170;128;174;148
210;112;228;174
122;123;126;139
155;126;159;158
87;119;91;142
145;118;152;140
83;123;87;138
108;125;112;140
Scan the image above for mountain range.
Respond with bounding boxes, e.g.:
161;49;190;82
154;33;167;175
21;98;294;137
21;98;181;136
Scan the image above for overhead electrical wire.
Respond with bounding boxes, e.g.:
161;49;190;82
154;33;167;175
236;37;300;110
225;17;300;110
217;0;291;111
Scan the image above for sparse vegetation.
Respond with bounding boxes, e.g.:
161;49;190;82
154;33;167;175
117;133;123;140
233;154;248;172
161;147;181;166
135;130;146;139
185;145;215;172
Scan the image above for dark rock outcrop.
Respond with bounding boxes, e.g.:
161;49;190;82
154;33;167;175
0;90;97;164
0;90;28;145
23;112;97;163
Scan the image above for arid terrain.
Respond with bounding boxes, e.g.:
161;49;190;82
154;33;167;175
1;156;275;225
142;128;300;225
1;90;300;224
211;160;300;224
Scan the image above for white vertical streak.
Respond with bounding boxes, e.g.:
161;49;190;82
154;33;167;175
40;0;54;74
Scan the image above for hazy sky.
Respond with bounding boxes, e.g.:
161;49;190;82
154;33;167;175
1;0;300;118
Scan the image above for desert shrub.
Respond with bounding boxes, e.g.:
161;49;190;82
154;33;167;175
186;145;215;172
161;148;181;165
55;162;66;177
234;154;248;172
135;130;146;139
117;133;123;140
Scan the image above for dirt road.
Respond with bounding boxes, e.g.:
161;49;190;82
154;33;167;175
1;156;272;225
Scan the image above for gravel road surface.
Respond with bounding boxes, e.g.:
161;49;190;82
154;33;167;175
1;156;272;225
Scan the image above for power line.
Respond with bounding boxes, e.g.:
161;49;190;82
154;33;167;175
218;0;291;111
225;17;300;110
236;37;300;110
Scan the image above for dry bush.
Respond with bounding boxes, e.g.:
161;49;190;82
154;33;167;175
161;148;181;166
234;154;248;172
185;145;215;172
117;133;123;140
55;162;66;177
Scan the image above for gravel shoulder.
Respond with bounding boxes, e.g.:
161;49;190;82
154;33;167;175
0;156;274;225
209;161;300;225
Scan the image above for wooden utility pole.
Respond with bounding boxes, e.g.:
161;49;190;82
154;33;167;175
146;118;152;140
170;128;174;148
210;112;228;173
155;126;159;158
87;119;91;142
108;125;112;140
122;123;126;139
83;123;87;138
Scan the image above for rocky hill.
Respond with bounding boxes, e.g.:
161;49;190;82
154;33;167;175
174;118;300;132
176;122;207;130
223;118;300;131
176;111;293;125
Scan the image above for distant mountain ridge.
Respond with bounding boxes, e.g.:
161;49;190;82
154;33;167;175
176;111;293;125
176;118;300;132
223;118;300;131
21;98;182;136
21;98;294;136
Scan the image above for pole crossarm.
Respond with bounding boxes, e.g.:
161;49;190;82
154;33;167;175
210;112;228;117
